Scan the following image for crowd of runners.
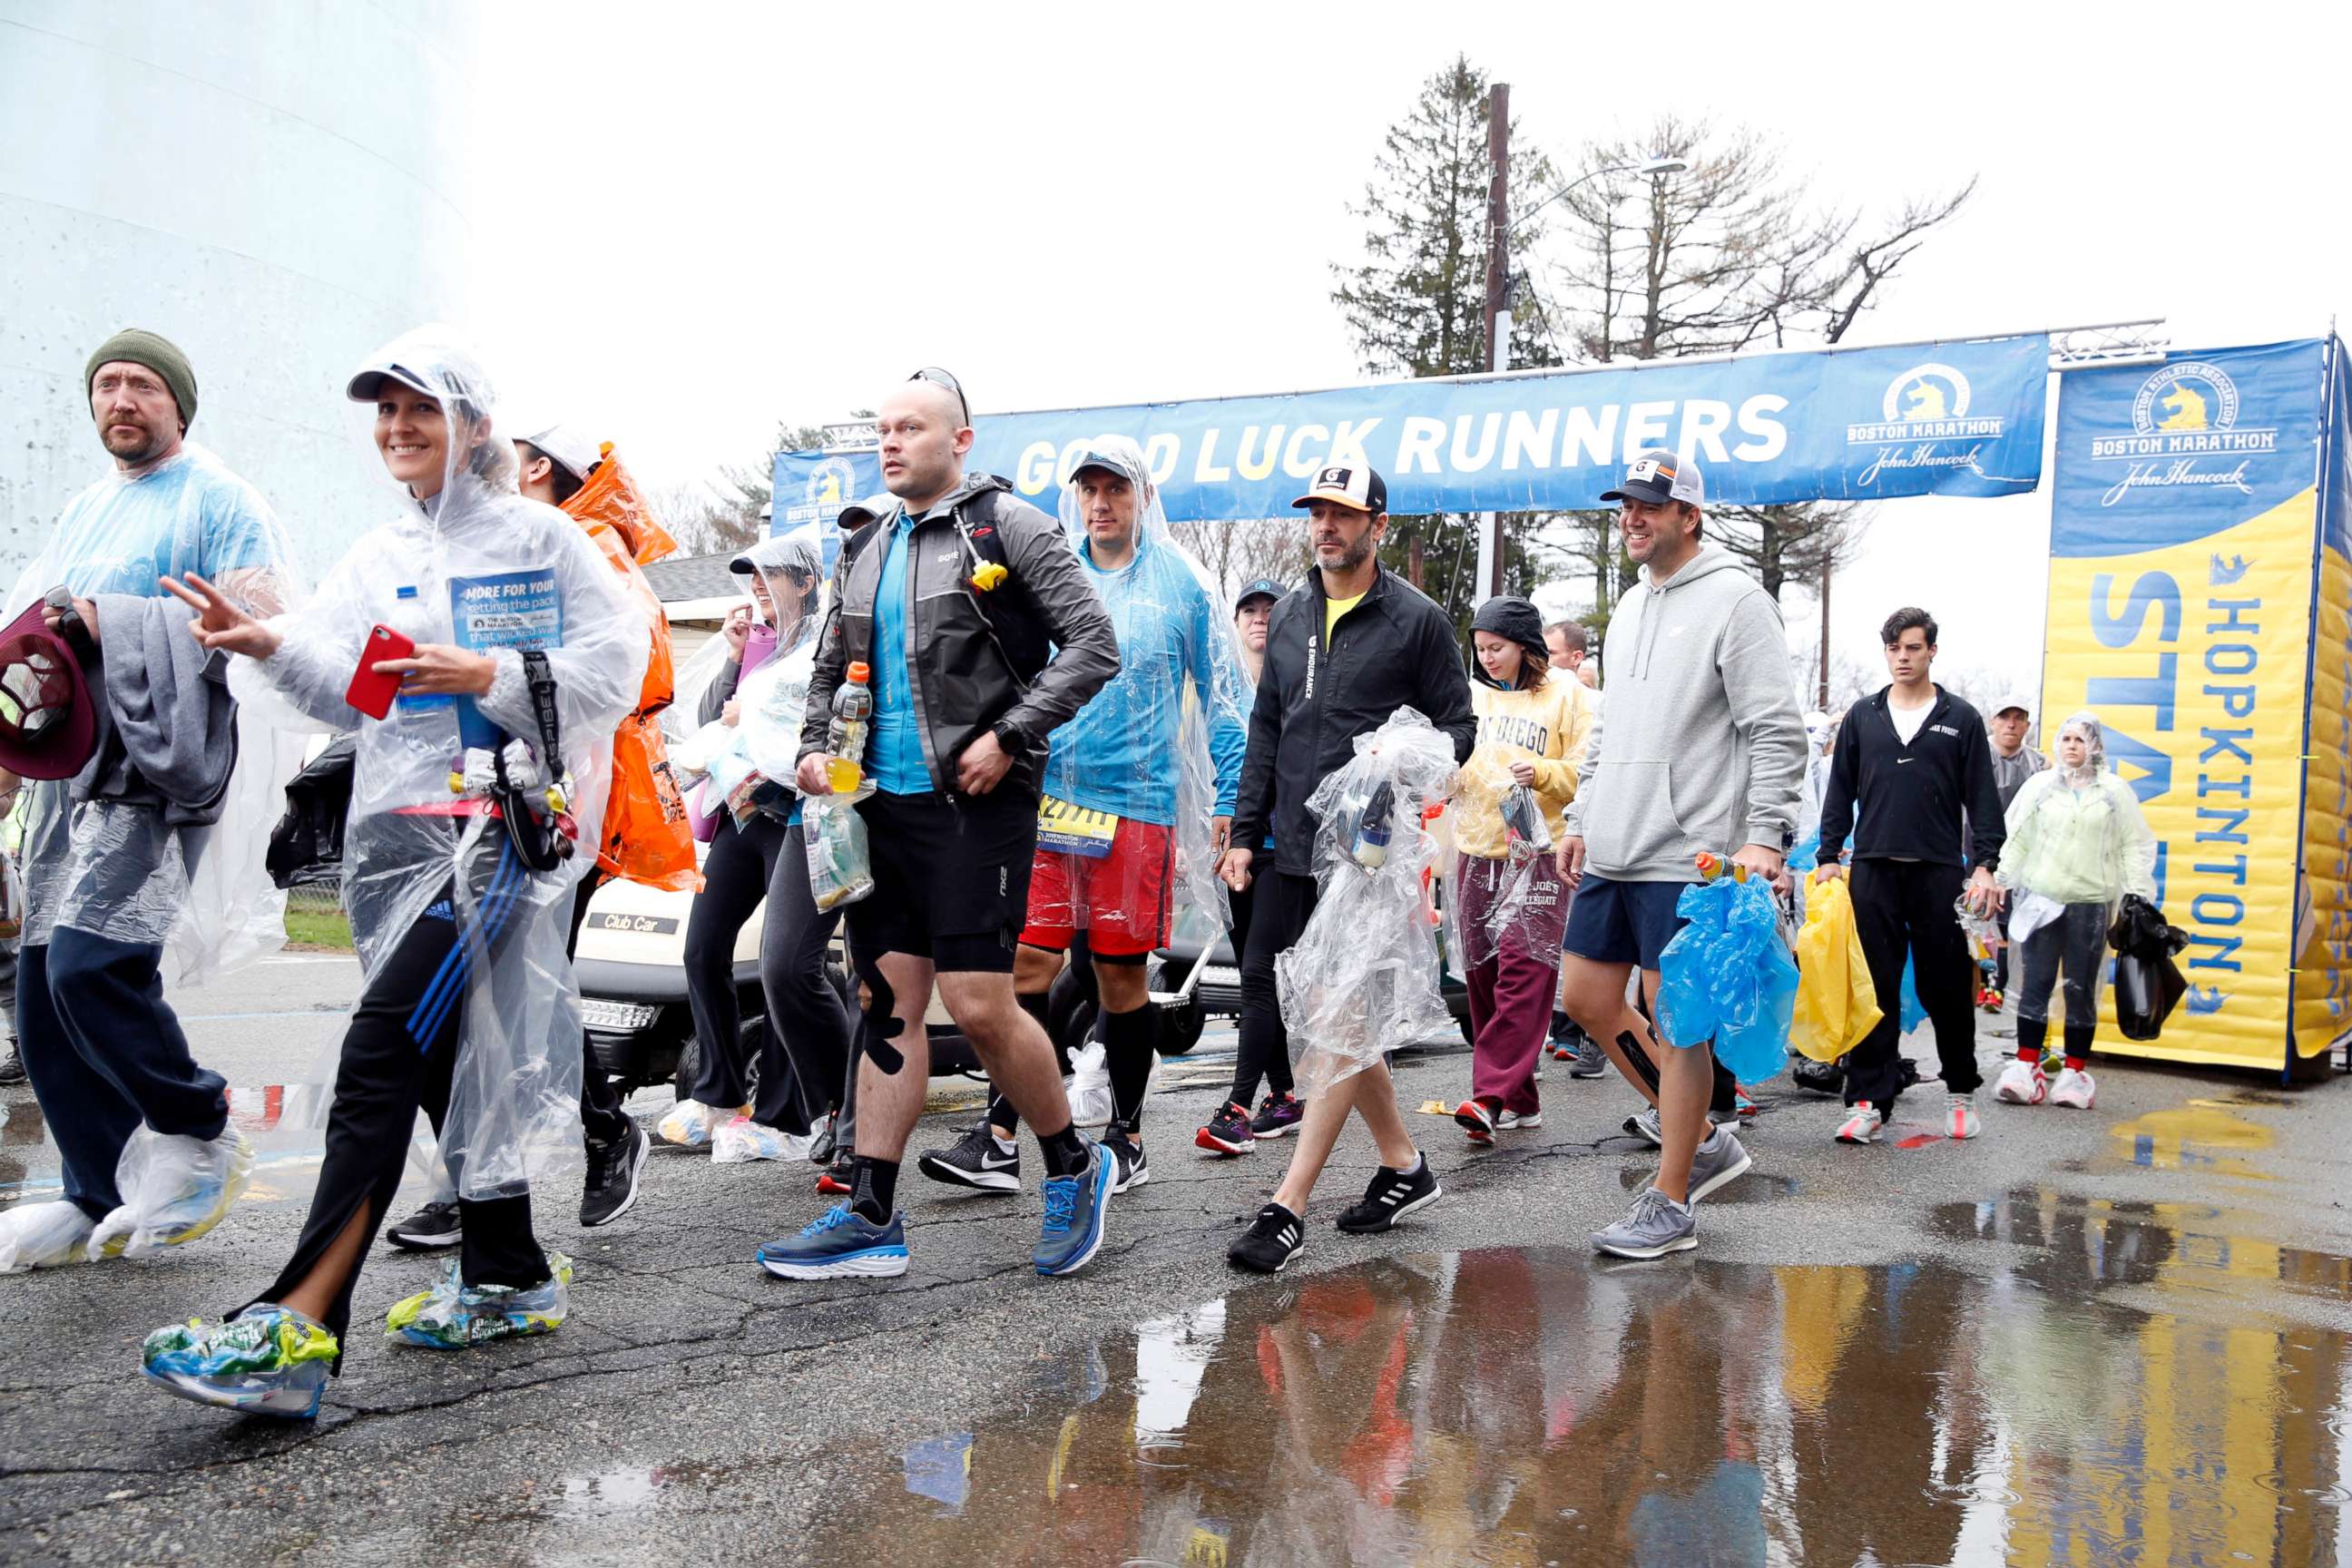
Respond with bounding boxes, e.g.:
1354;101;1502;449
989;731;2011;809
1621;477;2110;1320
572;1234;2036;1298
0;328;2161;1422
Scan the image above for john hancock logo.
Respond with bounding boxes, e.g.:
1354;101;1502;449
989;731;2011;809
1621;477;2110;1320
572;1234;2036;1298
1844;363;2006;486
2087;360;2277;506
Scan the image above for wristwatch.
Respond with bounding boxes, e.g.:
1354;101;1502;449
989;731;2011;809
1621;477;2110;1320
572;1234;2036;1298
991;718;1028;753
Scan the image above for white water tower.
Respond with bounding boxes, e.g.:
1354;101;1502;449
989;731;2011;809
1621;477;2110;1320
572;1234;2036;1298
0;1;480;583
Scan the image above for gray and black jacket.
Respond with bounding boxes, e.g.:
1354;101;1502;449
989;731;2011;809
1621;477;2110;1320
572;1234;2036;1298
798;473;1119;799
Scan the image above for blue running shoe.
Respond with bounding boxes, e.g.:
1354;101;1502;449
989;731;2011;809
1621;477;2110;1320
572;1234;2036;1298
756;1204;909;1279
142;1304;338;1420
1034;1142;1113;1278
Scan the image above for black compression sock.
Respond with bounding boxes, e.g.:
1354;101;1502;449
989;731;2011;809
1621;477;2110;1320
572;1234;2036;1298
1102;1004;1158;1133
848;1156;898;1224
1038;1122;1091;1179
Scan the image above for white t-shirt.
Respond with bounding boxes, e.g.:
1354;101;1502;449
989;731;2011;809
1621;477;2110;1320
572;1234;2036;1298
1890;699;1933;744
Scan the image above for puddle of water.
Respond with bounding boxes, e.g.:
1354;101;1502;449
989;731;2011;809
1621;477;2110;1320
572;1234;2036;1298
2106;1100;2276;1179
826;1246;2352;1566
1931;1188;2352;1307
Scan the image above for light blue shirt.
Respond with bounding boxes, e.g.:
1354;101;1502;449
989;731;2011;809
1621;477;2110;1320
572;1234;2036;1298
869;509;929;795
37;445;279;601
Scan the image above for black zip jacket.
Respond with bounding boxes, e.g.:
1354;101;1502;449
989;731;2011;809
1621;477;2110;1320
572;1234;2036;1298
1229;565;1475;877
1817;684;2004;869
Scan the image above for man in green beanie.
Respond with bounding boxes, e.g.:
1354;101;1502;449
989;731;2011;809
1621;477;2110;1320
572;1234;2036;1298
0;329;299;1273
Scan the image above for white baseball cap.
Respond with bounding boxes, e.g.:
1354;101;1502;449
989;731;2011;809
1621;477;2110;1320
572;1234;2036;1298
517;422;602;485
1993;691;2034;719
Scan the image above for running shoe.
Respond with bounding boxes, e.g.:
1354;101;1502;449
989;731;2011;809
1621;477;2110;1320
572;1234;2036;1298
758;1205;909;1279
1625;1105;1664;1147
1335;1158;1441;1234
1591;1187;1696;1260
1454;1098;1498;1145
1687;1125;1752;1202
1790;1054;1844;1095
1568;1037;1608;1078
1228;1203;1305;1273
1109;1137;1150;1194
2050;1067;2097;1110
1835;1102;1884;1145
1947;1092;1982;1140
1495;1109;1542;1131
578;1120;651;1229
387;1253;573;1349
142;1305;338;1420
917;1122;1023;1193
1196;1101;1256;1157
1034;1142;1114;1278
1994;1058;2047;1105
1250;1092;1305;1140
656;1099;731;1148
816;1152;856;1196
385;1199;463;1250
0;1039;24;1085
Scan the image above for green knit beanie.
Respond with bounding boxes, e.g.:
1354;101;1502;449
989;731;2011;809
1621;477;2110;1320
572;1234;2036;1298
85;328;198;432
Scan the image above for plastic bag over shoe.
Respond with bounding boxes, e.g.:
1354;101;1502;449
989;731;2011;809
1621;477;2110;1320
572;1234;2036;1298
1034;436;1251;966
1277;709;1458;1096
229;326;644;1200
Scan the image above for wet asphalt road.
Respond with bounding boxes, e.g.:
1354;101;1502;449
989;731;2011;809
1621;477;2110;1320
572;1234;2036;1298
4;957;2351;1565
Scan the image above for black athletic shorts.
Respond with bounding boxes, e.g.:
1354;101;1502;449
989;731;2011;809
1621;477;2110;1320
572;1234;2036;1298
847;787;1037;973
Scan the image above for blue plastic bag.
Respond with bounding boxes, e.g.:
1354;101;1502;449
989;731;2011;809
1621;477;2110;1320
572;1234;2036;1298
1898;954;1926;1034
1655;875;1799;1082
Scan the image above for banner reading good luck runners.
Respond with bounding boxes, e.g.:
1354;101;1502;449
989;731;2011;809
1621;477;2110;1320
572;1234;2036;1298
2041;338;2331;1073
777;334;2049;525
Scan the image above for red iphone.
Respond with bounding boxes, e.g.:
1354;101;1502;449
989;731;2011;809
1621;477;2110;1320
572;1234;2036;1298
346;623;416;719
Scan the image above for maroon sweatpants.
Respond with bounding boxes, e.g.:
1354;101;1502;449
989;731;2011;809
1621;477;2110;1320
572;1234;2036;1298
1458;854;1570;1114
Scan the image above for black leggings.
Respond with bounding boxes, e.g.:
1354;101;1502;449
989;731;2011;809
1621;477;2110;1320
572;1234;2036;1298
250;844;548;1343
682;811;789;1110
753;825;852;1132
1230;870;1313;1106
2015;902;2108;1057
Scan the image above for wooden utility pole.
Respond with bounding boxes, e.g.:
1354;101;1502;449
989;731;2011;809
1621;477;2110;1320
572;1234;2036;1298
1475;81;1511;601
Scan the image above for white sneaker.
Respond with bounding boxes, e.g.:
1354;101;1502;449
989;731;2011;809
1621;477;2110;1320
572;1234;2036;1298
1495;1109;1542;1131
1835;1102;1884;1145
656;1100;731;1148
1994;1058;2047;1106
2050;1067;2097;1109
1947;1093;1981;1140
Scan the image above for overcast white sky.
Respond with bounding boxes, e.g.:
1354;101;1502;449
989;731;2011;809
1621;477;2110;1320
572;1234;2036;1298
464;0;2351;708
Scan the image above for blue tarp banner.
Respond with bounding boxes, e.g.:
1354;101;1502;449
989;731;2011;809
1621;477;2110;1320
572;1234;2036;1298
776;334;2049;527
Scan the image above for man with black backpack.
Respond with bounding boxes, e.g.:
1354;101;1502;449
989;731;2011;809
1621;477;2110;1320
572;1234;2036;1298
764;369;1122;1282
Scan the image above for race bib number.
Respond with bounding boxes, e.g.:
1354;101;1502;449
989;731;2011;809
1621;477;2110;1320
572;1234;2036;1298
1038;796;1119;858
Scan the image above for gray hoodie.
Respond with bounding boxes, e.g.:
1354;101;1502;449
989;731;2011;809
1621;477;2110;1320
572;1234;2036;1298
1563;544;1807;882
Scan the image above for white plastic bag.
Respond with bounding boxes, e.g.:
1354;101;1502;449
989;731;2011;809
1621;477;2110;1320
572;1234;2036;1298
86;1126;254;1258
0;1200;97;1272
1064;1040;1113;1128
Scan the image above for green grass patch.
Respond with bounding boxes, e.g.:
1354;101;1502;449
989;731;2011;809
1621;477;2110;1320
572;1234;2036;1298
284;907;355;951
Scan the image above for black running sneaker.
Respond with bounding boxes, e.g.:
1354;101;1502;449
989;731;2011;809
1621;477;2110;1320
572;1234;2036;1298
1109;1137;1150;1194
1228;1202;1306;1273
916;1122;1021;1192
385;1199;462;1250
1335;1159;1441;1233
1195;1100;1256;1157
579;1119;651;1229
0;1040;24;1086
1249;1092;1304;1139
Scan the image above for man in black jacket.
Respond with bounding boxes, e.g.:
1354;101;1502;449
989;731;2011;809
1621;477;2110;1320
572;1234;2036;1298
768;368;1122;1284
1213;463;1475;1273
1813;607;2004;1144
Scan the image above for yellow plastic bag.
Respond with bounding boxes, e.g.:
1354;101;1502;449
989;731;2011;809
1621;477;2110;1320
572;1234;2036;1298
1790;877;1883;1063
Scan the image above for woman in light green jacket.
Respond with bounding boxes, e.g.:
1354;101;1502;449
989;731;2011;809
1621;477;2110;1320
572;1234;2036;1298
1992;712;2156;1112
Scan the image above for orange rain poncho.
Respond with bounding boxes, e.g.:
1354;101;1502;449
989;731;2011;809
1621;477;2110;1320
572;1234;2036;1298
563;444;698;891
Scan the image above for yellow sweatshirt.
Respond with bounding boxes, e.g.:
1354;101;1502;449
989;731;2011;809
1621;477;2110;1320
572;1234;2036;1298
1455;669;1592;858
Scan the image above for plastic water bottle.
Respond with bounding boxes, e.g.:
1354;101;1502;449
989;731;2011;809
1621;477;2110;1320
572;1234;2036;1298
825;662;873;795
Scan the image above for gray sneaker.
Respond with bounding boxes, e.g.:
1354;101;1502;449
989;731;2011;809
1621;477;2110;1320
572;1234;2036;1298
1623;1105;1664;1147
1686;1125;1753;1203
1590;1186;1697;1259
1568;1037;1607;1078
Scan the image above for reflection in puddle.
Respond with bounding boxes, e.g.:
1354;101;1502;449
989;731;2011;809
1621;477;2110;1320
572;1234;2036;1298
2107;1099;2277;1179
838;1245;2352;1566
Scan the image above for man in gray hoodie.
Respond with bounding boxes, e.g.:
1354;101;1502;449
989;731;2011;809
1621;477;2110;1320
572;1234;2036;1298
1555;451;1808;1260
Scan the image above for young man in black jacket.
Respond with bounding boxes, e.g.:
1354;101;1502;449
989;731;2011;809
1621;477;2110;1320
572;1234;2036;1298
1213;464;1476;1272
1812;607;2004;1144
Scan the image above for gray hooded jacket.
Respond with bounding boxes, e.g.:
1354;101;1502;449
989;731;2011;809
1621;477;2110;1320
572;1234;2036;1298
1563;544;1807;882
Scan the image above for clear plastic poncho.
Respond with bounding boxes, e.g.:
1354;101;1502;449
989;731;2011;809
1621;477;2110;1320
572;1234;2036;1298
1037;436;1251;969
1997;710;2159;924
3;441;306;984
230;327;643;1200
1276;709;1458;1095
669;527;825;819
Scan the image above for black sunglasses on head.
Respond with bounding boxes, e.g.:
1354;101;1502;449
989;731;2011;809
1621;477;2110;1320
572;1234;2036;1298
908;367;970;426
